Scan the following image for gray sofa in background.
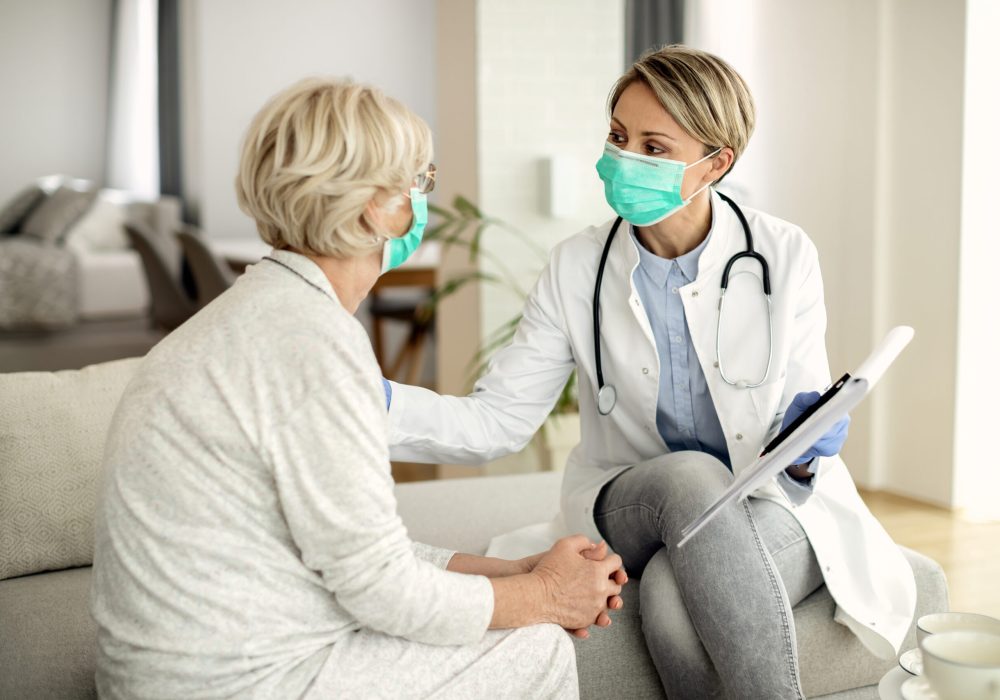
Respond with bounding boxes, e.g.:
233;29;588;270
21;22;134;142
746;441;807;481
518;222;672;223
0;359;949;699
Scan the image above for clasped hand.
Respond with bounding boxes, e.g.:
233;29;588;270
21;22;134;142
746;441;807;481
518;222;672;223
524;536;627;639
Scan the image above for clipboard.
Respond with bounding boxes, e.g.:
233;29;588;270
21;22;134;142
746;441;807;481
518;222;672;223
677;325;915;548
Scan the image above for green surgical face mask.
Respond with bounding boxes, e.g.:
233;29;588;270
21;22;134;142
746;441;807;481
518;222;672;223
380;188;428;274
595;142;721;226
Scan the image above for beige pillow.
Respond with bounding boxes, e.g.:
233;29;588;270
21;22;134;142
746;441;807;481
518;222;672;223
0;185;47;234
0;357;141;580
20;186;97;243
63;194;129;253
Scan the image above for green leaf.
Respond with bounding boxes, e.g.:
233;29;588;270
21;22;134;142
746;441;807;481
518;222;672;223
453;195;484;219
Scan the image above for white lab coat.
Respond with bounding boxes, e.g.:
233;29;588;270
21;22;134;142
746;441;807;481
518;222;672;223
388;190;916;658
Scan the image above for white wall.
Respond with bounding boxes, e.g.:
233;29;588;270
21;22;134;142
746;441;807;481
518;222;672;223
185;0;436;239
689;0;969;506
476;0;623;349
875;0;966;506
953;0;1000;518
0;0;111;203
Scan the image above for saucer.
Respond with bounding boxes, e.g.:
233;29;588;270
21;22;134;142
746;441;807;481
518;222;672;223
899;647;924;675
900;675;939;700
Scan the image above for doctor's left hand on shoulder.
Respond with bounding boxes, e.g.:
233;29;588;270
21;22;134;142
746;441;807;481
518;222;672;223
781;391;851;466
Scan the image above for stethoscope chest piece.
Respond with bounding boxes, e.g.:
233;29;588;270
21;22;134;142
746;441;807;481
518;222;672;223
597;384;617;416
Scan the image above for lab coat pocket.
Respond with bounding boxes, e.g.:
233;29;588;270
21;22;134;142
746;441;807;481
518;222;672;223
749;373;787;430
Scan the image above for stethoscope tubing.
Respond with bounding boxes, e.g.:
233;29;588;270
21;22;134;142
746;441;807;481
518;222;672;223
593;194;773;416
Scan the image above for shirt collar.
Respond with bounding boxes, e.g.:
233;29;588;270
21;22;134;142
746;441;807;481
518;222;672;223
258;248;342;306
630;196;716;288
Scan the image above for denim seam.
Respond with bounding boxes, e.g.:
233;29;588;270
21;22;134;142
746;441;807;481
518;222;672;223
768;533;808;558
742;499;803;700
593;501;662;526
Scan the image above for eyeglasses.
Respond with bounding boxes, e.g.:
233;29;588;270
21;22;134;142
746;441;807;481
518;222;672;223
413;163;436;195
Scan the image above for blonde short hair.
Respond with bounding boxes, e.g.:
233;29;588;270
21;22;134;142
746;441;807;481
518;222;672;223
609;45;755;182
236;77;432;258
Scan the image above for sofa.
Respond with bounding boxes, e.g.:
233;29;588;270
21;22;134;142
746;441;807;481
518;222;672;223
0;176;183;331
0;358;949;699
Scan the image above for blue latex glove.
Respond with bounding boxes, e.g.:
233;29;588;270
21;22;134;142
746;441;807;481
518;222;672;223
382;377;392;409
780;391;850;466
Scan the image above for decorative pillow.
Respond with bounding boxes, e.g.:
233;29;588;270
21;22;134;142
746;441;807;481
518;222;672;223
0;185;47;235
63;194;129;253
0;357;142;580
20;186;97;244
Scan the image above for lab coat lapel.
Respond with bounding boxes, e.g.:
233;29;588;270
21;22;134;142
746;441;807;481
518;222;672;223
681;191;764;473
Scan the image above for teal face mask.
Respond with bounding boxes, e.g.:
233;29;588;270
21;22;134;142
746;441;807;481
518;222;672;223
595;142;721;226
380;188;428;273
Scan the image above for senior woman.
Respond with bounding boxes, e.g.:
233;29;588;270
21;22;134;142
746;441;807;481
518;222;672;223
90;78;626;699
385;45;916;699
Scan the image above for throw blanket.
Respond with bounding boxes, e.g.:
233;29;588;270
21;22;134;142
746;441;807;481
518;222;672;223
0;238;78;329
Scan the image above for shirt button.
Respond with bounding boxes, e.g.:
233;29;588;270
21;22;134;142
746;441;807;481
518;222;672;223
673;335;682;343
671;287;679;294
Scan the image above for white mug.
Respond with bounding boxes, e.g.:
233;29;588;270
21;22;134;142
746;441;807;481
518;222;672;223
921;631;1000;700
917;612;1000;645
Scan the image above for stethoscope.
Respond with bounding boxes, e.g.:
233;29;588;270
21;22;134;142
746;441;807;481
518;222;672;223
593;191;773;416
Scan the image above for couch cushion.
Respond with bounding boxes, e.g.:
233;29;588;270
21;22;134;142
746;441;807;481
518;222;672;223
0;567;97;700
0;566;97;700
20;186;97;244
0;358;142;580
63;194;130;253
0;185;47;235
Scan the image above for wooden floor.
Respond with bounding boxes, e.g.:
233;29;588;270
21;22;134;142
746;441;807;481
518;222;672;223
859;490;1000;618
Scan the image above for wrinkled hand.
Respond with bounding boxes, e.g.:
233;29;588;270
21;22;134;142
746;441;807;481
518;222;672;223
573;541;627;638
781;391;850;465
531;536;625;639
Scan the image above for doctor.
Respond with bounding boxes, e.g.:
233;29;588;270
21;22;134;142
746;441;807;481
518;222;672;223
386;45;915;699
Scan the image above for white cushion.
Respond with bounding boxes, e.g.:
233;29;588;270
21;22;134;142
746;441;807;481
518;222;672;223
0;358;141;580
63;194;129;253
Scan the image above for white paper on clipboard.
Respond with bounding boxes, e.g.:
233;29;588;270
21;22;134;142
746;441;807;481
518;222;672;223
677;325;914;548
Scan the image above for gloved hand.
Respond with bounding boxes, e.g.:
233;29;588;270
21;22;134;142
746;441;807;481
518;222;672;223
382;377;392;409
780;391;850;465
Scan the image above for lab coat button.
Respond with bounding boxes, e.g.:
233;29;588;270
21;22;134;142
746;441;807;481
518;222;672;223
735;433;743;440
713;361;719;368
642;367;649;375
692;290;699;297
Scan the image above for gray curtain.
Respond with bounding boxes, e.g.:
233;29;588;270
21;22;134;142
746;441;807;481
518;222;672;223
157;0;182;200
625;0;685;64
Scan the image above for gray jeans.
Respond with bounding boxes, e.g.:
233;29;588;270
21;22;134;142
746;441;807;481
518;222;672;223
594;451;824;700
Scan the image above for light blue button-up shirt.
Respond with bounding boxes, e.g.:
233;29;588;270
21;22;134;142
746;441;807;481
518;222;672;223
630;223;732;471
